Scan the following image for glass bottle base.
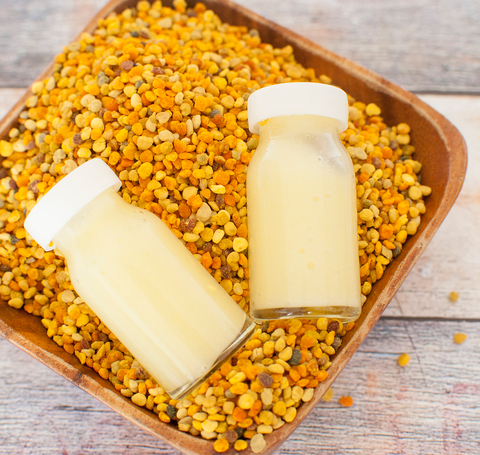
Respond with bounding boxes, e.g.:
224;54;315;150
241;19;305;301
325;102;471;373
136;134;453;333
250;306;361;323
168;316;256;400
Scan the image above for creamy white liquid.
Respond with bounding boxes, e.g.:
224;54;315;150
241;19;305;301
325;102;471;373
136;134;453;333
54;188;250;396
247;115;361;321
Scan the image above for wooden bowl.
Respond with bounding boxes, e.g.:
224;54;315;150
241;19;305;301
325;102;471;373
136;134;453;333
0;0;467;453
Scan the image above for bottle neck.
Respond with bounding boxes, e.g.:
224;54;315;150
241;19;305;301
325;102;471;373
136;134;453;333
258;114;341;138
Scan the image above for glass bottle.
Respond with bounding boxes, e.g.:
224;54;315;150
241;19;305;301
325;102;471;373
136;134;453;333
25;159;255;399
247;83;361;322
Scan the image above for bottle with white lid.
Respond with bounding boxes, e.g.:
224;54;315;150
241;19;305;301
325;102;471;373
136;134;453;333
247;82;361;322
25;158;255;399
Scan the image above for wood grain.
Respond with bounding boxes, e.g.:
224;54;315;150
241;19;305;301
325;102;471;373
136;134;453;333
1;0;479;92
0;0;109;88
235;0;480;94
2;318;479;455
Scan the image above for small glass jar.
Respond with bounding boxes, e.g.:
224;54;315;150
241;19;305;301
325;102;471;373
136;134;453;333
25;159;255;399
246;83;361;322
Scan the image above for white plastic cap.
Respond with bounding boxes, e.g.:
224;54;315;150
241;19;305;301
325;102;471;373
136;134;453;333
25;158;122;251
248;82;349;134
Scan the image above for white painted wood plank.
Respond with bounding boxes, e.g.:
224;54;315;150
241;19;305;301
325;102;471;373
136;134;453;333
0;0;479;92
0;88;24;121
1;319;479;454
0;0;109;88
234;0;480;94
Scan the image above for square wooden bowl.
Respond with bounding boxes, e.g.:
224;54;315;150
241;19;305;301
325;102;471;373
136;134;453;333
0;0;467;453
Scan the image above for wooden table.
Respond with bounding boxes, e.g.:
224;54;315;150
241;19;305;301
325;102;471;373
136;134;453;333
1;1;479;453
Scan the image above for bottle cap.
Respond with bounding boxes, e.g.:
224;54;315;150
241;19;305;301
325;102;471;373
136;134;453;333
248;82;349;134
25;158;122;251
